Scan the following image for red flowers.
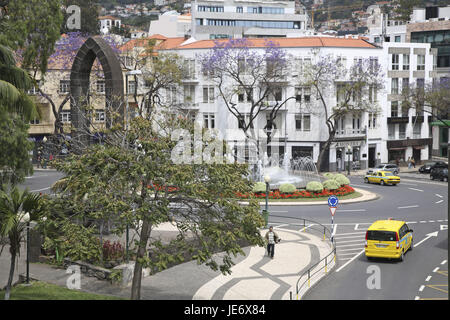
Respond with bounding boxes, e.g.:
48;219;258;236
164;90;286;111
236;185;355;200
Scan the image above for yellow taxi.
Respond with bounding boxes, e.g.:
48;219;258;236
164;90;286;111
365;219;413;261
364;170;400;185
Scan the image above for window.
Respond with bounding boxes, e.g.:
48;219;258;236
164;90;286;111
166;86;178;104
368;85;377;102
95;109;105;122
391;101;399;117
29;117;40;125
238;114;250;129
183;59;196;79
388;123;395;139
402;54;410;70
184;85;195;103
59;111;71;123
295;114;310;131
203;113;215;129
296;86;310;103
402;78;409;93
399;123;406;139
392;54;399;70
391;78;399;94
238;87;252;103
401;101;409;117
352;116;361;133
395;36;401;42
202;86;214;103
59;80;70;93
368;113;377;129
96;80;105;93
413;122;421;138
267;87;282;102
417;55;425;70
128;81;136;94
236;6;243;13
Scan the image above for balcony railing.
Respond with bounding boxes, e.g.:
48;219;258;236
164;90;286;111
335;128;367;137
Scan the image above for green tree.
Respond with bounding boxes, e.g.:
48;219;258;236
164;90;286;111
51;112;265;300
0;186;42;300
0;0;63;75
0;45;38;185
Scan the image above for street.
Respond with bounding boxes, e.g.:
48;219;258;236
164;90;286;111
18;170;448;300
265;174;448;300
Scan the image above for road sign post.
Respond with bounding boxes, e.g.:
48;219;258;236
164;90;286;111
328;196;339;242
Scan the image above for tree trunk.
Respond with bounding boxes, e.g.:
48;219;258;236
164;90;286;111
130;219;151;300
317;134;335;173
4;248;16;300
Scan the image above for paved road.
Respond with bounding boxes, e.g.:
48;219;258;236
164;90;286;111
265;174;447;300
16;170;448;300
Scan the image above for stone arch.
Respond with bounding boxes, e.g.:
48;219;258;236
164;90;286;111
70;36;124;144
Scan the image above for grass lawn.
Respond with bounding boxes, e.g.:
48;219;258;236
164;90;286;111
257;191;363;202
0;281;125;300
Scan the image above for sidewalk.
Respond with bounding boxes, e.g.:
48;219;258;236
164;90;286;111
0;224;333;300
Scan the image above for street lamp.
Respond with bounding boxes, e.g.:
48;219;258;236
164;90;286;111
346;145;352;176
262;175;271;227
42;136;48;169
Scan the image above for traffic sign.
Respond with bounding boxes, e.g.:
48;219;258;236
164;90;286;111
329;207;337;217
328;195;339;207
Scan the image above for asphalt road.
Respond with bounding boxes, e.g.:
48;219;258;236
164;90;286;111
265;174;448;300
19;170;448;300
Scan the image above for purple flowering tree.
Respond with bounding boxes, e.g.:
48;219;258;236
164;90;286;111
199;38;294;161
299;52;384;172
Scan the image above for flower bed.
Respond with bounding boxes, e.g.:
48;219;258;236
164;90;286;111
236;185;355;200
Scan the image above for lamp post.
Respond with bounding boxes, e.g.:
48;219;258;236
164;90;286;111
262;175;271;227
42;136;48;169
346;145;352;176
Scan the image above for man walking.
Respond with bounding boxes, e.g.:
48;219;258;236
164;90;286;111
265;226;280;259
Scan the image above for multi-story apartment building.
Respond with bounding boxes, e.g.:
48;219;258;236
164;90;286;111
191;0;311;40
159;36;435;171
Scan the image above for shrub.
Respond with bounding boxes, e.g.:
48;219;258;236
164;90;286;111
323;172;335;179
279;183;297;194
252;182;267;193
102;240;124;261
306;181;324;193
333;174;350;186
323;179;341;190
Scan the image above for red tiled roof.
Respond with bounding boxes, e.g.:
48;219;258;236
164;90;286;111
171;37;376;50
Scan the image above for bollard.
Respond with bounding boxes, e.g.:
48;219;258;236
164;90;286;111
325;258;327;274
308;270;310;287
290;291;292;300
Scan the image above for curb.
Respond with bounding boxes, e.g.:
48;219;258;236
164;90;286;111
239;187;379;206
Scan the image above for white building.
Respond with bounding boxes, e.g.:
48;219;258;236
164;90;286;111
156;36;435;170
99;16;122;34
148;11;192;38
191;0;311;40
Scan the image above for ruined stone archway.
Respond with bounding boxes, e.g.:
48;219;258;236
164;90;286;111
70;36;124;145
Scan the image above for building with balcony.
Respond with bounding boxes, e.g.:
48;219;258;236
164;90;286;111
158;36;435;171
191;0;311;40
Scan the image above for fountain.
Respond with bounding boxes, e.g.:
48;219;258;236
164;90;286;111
253;152;322;190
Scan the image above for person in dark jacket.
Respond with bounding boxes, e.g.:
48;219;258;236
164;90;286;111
264;226;280;259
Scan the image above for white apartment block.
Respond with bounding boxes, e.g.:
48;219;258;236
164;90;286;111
191;0;311;40
99;16;122;34
158;37;435;171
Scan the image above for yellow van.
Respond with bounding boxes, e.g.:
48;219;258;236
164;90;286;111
365;219;413;261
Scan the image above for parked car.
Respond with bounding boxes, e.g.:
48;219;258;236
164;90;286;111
430;167;448;182
368;163;400;175
419;161;447;174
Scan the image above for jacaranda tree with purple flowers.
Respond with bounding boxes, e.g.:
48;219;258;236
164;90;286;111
299;51;384;172
199;38;295;163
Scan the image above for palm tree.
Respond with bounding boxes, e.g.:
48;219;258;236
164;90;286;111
0;186;41;300
0;44;37;119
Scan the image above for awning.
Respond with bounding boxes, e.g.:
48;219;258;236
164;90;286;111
430;120;450;127
388;147;407;150
413;146;425;149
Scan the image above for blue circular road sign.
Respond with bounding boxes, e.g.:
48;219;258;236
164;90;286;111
328;195;339;207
